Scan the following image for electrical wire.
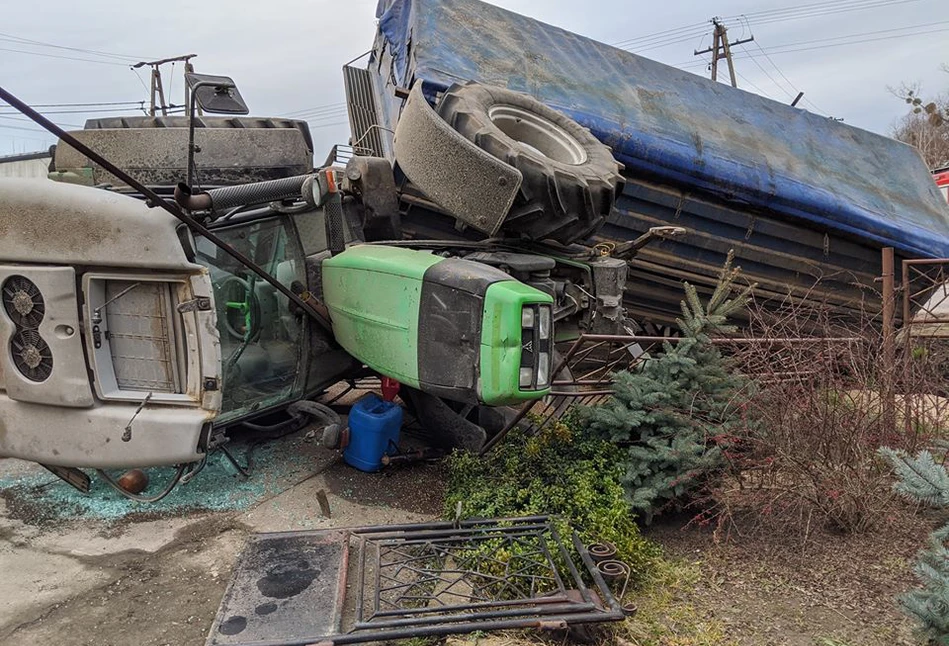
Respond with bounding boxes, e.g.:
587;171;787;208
611;22;709;49
696;52;777;99
739;18;830;114
735;70;777;100
95;464;188;503
0;114;82;128
0;31;150;61
630;31;717;54
614;26;709;51
0;46;130;66
0;106;145;115
0;123;60;134
299;109;348;120
738;43;796;100
0;100;143;109
761;21;949;51
282;101;347;115
725;0;924;25
675;21;949;69
612;0;927;53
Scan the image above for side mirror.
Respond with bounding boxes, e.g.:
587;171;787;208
185;73;249;115
183;73;249;189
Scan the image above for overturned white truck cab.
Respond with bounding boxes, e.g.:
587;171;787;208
0;178;220;467
0;176;354;471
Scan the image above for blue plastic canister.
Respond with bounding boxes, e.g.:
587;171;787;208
343;393;403;472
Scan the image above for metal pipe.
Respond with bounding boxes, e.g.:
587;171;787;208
241;611;625;646
0;85;334;334
350;515;550;535
368;594;574;618
353;602;597;630
173;182;212;211
371;526;552;544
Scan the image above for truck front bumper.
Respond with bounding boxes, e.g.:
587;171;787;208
0;394;209;469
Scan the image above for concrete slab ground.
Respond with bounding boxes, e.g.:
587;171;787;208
0;430;446;646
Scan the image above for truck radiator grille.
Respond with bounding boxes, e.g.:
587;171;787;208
343;65;385;158
104;281;180;393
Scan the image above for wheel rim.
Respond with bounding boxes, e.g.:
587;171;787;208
488;104;588;165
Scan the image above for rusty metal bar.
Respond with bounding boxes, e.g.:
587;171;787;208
548;390;614;397
903;258;949;267
576;334;861;344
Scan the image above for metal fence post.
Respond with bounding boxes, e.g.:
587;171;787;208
882;247;896;434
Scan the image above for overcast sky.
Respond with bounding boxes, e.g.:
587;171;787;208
1;0;947;158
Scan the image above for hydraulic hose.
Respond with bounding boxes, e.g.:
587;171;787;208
174;175;309;215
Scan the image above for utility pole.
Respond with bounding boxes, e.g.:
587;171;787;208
131;54;198;116
693;19;753;88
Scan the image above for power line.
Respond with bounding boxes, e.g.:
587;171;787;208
0;115;82;128
0;101;143;109
738;18;829;114
611;22;708;49
735;71;776;99
293;108;348;121
761;20;949;51
738;43;796;100
0;46;130;66
282;102;347;117
676;21;949;69
613;26;709;50
0;123;59;134
726;0;923;24
612;0;926;54
628;30;715;54
0;31;149;62
306;121;349;129
0;107;145;115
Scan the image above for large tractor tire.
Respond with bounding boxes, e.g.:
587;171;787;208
53;116;313;189
83;116;314;155
437;82;623;244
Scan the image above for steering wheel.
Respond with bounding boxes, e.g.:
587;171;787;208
220;275;261;342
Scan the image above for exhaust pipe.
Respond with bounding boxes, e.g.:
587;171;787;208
174;175;311;215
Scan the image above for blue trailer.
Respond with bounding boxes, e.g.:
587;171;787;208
352;0;949;325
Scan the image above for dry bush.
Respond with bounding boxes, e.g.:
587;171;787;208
701;292;949;538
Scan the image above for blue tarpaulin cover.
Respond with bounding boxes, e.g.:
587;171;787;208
375;0;949;258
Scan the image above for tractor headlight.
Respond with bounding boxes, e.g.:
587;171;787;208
536;351;550;388
519;304;553;391
538;305;550;340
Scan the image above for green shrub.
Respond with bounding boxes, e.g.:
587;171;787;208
445;418;661;581
881;447;949;643
577;253;753;520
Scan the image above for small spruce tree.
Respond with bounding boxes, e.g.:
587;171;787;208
579;252;754;519
880;446;949;644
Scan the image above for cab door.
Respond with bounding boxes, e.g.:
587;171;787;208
193;214;309;423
